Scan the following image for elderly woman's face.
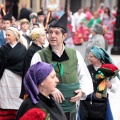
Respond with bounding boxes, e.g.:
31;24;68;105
36;33;46;45
6;30;16;44
88;52;100;65
40;69;59;95
91;31;96;36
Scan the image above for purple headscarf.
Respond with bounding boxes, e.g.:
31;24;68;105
24;62;54;104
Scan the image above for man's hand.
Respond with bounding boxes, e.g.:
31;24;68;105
70;89;83;102
52;88;65;103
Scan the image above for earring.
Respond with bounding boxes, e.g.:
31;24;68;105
41;86;44;92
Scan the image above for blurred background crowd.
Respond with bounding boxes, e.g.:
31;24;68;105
0;0;120;120
0;0;118;47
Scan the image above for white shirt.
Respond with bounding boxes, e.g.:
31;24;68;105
73;12;86;27
3;30;6;38
19;30;30;36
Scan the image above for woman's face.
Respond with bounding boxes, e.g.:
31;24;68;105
91;31;96;36
36;33;46;45
88;52;100;65
31;18;37;24
21;22;29;31
40;69;59;95
6;30;16;44
105;8;109;13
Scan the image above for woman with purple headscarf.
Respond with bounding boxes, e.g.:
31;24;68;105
16;62;66;120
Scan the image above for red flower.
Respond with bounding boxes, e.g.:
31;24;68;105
101;64;118;73
20;108;46;120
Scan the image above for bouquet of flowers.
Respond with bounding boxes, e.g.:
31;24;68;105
95;64;119;98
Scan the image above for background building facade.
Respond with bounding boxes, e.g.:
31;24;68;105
0;0;117;18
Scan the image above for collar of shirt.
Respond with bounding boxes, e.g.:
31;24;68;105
38;44;43;48
51;44;65;57
20;30;30;36
9;42;18;48
93;65;100;71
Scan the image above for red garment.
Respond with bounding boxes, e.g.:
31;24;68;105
98;9;104;14
67;23;72;33
104;26;114;45
83;28;90;41
72;26;84;45
0;109;17;120
85;11;93;20
73;25;90;44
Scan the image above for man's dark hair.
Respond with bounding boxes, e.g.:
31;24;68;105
59;27;66;34
48;27;66;35
33;23;39;27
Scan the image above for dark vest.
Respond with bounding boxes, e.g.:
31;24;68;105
38;46;78;84
38;46;80;112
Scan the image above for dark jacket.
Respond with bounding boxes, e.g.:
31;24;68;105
80;65;107;120
20;42;42;99
16;93;66;120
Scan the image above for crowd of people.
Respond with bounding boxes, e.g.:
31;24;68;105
0;2;120;120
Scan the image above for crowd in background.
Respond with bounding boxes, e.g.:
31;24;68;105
0;1;120;120
0;2;118;47
15;3;118;46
